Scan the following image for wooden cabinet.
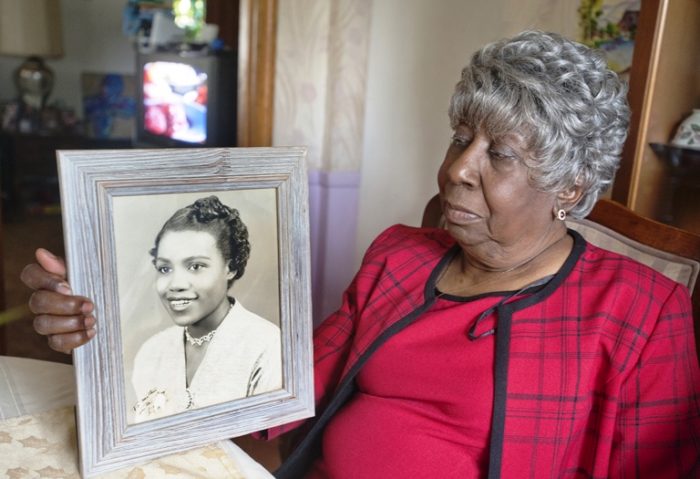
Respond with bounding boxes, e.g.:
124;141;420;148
612;0;700;233
0;132;131;222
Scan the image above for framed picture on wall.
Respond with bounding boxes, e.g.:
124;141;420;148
58;147;313;477
577;0;640;80
81;72;136;140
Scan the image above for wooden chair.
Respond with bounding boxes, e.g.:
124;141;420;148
422;195;700;360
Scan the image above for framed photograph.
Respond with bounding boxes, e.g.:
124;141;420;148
57;147;314;477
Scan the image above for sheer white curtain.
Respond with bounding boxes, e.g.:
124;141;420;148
273;0;372;324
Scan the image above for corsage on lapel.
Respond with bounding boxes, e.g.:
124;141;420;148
133;388;168;416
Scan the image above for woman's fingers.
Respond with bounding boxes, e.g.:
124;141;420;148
45;330;97;354
35;248;67;278
27;289;96;354
33;314;96;353
20;249;98;354
28;290;93;316
20;263;72;295
33;314;95;336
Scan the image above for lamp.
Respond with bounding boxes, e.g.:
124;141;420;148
0;0;63;111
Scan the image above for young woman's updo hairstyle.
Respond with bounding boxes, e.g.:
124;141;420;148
449;30;630;218
150;196;251;287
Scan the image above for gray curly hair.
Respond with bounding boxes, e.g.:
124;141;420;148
448;30;630;218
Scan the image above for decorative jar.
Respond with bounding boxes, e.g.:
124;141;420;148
671;109;700;149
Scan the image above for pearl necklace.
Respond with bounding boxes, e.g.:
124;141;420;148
183;302;233;347
184;327;217;346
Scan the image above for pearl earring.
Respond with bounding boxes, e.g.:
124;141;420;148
557;209;567;221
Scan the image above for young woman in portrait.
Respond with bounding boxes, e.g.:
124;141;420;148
129;195;282;422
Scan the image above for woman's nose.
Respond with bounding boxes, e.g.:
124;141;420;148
446;142;483;186
167;269;190;290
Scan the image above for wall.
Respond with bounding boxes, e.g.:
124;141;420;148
0;0;134;114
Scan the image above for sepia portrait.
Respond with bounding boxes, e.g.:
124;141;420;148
113;190;282;424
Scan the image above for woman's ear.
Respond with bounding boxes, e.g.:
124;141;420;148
226;262;236;281
556;182;584;211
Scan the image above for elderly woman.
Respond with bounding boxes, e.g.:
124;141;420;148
21;31;699;478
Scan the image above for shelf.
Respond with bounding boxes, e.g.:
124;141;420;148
649;143;700;172
648;142;700;227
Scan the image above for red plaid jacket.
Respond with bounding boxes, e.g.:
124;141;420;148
274;225;700;478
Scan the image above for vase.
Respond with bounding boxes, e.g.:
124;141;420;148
671;109;700;149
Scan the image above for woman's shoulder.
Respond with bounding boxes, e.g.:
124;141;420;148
571;238;691;326
578;237;687;291
229;301;281;337
134;325;182;363
566;237;695;381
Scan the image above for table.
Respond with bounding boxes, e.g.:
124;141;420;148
0;355;75;420
0;356;274;478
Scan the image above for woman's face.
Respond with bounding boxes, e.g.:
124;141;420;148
437;124;561;269
153;230;234;328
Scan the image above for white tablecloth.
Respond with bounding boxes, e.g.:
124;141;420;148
0;355;274;478
0;355;75;420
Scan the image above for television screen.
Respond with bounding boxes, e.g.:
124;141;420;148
135;50;236;148
142;61;208;144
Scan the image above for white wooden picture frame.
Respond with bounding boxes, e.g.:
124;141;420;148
57;147;314;477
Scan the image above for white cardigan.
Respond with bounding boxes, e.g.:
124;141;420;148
130;300;282;423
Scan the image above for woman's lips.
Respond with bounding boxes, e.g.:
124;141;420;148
443;201;481;224
167;298;195;311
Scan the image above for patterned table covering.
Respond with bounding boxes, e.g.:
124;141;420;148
0;356;273;478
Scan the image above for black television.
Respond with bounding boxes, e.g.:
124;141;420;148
135;50;237;147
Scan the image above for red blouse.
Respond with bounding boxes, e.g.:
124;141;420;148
308;293;507;478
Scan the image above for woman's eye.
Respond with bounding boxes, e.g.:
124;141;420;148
156;265;171;274
489;149;517;163
188;263;206;271
451;134;471;147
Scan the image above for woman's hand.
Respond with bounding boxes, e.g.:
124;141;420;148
20;248;96;354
